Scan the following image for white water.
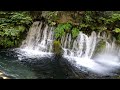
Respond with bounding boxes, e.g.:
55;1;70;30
16;21;120;75
62;31;120;75
16;21;54;59
62;32;97;58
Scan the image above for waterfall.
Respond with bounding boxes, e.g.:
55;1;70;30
15;21;120;75
16;21;54;59
21;21;54;52
62;31;120;75
62;31;97;59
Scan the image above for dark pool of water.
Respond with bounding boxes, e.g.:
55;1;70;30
0;49;119;79
0;49;82;79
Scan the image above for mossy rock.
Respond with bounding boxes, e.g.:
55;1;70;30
53;40;63;56
30;11;42;21
112;75;120;79
93;40;106;56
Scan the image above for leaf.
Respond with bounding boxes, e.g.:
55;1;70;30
113;28;120;33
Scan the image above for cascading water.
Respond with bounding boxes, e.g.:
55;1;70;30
15;21;54;59
62;31;97;58
61;31;120;75
15;20;120;76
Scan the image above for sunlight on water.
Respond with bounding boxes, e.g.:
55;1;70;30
64;54;120;75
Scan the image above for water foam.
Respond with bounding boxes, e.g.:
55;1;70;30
62;31;120;75
15;21;120;75
16;21;54;59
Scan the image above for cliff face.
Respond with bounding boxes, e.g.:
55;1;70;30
30;11;42;21
40;11;84;26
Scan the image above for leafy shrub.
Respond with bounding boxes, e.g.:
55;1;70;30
0;11;32;48
72;28;79;38
54;23;72;39
113;28;120;33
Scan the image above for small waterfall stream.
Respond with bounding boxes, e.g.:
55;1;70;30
16;21;54;59
62;31;97;58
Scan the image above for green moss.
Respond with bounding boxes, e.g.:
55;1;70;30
72;28;79;38
94;40;106;54
53;40;63;55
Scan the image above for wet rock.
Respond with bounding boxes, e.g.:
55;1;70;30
30;11;42;21
53;40;63;56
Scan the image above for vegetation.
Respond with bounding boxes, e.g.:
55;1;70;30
72;28;79;38
53;40;63;55
93;40;106;55
47;11;120;43
1;11;120;79
0;11;32;48
1;11;120;48
54;23;72;39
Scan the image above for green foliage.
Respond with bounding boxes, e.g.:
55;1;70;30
113;28;120;33
3;26;25;37
2;11;120;48
63;23;72;30
116;34;120;40
0;38;14;48
0;25;26;48
54;23;72;39
10;12;32;25
0;11;32;48
72;28;79;38
107;13;120;23
45;11;120;43
45;11;59;26
80;24;89;28
84;11;94;23
0;12;32;25
54;24;65;39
